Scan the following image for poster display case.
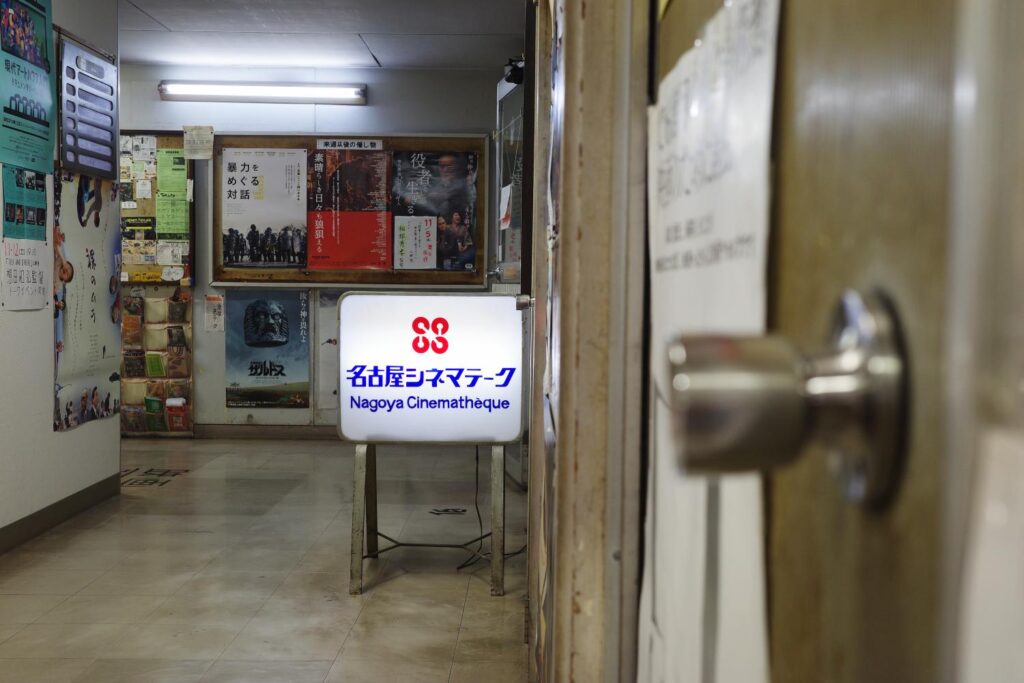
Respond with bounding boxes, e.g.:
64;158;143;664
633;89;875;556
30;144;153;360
213;135;488;287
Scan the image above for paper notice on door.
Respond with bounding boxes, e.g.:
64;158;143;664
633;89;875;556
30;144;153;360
499;184;513;231
204;294;225;332
183;126;214;160
135;179;152;199
959;427;1024;682
638;2;779;682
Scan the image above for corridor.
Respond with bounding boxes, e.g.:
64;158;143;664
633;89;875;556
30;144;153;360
0;440;527;682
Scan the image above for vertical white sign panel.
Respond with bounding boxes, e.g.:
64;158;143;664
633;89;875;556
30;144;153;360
338;294;523;444
640;1;779;681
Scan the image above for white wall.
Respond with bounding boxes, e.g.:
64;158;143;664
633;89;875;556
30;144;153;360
120;64;501;426
0;0;119;529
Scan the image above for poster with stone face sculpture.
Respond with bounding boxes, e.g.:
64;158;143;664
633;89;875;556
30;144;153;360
53;173;122;431
225;289;309;408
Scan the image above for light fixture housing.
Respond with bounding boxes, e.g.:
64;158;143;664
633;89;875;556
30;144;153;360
157;81;367;105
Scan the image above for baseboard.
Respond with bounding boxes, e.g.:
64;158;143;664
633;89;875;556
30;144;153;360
0;474;120;555
194;424;339;441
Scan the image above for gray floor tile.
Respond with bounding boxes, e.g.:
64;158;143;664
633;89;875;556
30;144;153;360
200;659;332;682
0;438;528;675
72;658;212;683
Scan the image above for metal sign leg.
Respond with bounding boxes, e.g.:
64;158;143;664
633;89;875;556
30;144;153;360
350;443;368;595
491;444;506;596
365;444;379;558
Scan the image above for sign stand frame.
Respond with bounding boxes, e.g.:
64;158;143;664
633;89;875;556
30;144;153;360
349;443;506;596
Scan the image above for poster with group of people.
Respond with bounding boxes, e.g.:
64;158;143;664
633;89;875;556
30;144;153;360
53;173;122;431
221;144;478;273
392;151;477;272
221;148;307;268
0;0;55;174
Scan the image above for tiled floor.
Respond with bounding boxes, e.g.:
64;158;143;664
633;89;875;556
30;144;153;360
0;439;528;682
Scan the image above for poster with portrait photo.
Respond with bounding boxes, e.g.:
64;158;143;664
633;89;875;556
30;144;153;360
225;289;310;408
221;148;307;269
392;151;478;272
53;173;122;431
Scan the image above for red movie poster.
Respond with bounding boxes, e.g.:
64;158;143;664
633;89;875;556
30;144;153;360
307;147;391;270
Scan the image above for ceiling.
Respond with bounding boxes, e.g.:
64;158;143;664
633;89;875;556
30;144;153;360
118;0;526;69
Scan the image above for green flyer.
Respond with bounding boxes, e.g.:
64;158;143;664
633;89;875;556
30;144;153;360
156;148;187;194
156;191;188;236
1;163;46;240
0;0;56;173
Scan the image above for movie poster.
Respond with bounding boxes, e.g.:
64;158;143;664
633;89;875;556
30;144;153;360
221;148;306;268
53;173;121;431
225;289;310;408
307;146;391;270
0;0;55;173
0;164;48;309
392;151;478;272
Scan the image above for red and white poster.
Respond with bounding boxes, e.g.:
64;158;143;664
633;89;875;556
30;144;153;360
307;148;391;270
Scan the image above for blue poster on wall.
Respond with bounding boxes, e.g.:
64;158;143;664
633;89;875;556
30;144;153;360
1;163;46;240
225;289;310;409
0;0;55;173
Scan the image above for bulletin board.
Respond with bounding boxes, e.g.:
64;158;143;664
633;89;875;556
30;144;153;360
119;131;196;286
213;135;488;286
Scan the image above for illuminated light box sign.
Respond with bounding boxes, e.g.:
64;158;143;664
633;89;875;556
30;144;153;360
338;293;523;444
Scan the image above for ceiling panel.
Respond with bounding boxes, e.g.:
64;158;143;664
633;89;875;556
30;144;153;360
119;0;167;31
125;0;525;36
361;33;524;69
119;31;379;68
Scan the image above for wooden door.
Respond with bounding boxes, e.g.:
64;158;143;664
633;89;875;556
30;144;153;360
655;1;956;681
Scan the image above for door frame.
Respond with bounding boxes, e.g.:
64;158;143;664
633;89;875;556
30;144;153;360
530;0;650;680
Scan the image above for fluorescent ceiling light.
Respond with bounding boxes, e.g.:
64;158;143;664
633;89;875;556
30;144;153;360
158;81;367;105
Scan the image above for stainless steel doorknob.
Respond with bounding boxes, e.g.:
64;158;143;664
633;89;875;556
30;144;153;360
668;289;908;507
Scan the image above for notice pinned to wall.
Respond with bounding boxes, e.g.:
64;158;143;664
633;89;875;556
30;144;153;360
204;294;224;332
393;216;436;270
639;0;780;681
1;238;47;310
183;125;214;160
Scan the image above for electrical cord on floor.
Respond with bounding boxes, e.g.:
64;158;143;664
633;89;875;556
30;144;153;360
456;447;527;571
456;447;485;572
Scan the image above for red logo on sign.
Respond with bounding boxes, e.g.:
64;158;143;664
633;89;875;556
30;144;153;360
412;317;449;354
